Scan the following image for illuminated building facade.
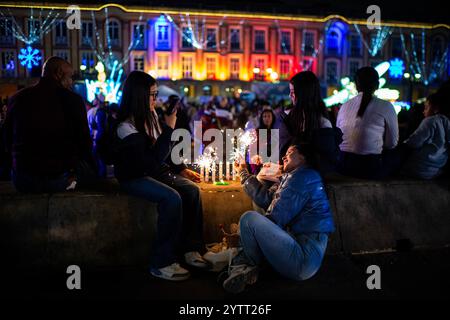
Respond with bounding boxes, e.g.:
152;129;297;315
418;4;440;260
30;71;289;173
0;3;449;101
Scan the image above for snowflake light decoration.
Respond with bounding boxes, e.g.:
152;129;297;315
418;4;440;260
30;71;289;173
18;46;41;69
389;58;405;79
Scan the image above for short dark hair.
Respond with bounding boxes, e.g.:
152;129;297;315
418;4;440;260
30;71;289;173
289;142;319;170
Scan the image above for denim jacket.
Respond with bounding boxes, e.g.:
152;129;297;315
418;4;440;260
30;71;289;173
239;167;335;235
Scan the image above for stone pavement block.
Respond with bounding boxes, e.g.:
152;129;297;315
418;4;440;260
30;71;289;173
47;192;157;267
0;193;49;267
328;180;450;253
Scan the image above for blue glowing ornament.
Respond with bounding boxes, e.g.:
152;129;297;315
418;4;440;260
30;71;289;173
6;59;15;71
389;58;405;79
18;46;42;69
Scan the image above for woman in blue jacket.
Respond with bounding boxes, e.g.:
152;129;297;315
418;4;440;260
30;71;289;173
221;143;335;294
114;71;207;281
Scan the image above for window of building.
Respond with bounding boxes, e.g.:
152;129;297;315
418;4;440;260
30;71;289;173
391;36;402;58
181;56;193;78
432;36;445;60
206;57;217;79
279;59;291;80
303;31;315;56
230;58;240;79
106;20;120;47
349;34;361;57
326;30;340;55
0;19;14;45
156;54;169;78
280;31;292;53
54;50;69;61
156;24;170;50
182;27;194;49
133;55;145;71
132;24;146;50
54;20;68;46
326;61;339;84
230;28;240;51
81;51;96;75
254;58;266;81
1;50;16;78
206;28;217;50
254;30;266;51
348;60;361;79
81;21;93;46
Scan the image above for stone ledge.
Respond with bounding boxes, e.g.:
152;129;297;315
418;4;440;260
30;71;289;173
1;177;449;268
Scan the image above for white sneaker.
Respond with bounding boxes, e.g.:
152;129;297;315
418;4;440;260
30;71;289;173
150;263;190;281
222;264;258;294
184;251;210;269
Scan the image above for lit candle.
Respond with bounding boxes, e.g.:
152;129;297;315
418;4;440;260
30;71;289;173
226;161;230;180
219;161;223;181
200;165;204;182
205;163;209;182
212;162;216;183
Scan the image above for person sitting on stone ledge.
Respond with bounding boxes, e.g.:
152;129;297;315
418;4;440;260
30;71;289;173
114;71;208;281
2;56;93;193
220;143;335;294
401;92;450;179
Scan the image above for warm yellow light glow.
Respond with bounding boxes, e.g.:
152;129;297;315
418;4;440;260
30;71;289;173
183;87;189;93
0;3;446;29
148;70;158;78
403;73;410;79
237;89;242;94
253;67;260;74
266;68;273;74
80;65;87;71
270;71;279;81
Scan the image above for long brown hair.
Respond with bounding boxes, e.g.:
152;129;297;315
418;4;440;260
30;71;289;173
119;71;161;141
287;71;328;141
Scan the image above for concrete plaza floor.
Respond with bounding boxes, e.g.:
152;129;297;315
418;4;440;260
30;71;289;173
3;246;449;301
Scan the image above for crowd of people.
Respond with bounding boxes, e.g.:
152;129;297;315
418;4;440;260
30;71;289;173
1;56;449;294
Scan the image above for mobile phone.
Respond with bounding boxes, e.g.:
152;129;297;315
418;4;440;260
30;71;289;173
166;98;180;115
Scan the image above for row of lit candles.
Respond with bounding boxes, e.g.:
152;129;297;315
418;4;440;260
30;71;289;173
199;161;237;183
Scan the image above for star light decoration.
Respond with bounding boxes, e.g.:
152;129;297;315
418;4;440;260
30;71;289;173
18;46;41;69
389;58;405;79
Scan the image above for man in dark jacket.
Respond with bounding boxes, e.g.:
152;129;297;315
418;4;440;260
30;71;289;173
3;56;93;192
221;143;335;294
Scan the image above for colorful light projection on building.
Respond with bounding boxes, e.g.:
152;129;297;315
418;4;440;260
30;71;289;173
324;61;403;113
85;60;123;103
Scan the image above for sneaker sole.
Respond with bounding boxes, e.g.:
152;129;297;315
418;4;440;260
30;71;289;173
150;270;190;281
223;267;258;294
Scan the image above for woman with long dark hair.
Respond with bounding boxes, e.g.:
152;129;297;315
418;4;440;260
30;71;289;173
114;71;207;281
280;71;342;174
336;67;399;179
250;108;276;174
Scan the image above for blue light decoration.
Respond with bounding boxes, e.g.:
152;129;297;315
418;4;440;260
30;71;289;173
389;58;405;79
324;61;402;113
18;46;42;69
6;59;15;71
85;60;123;104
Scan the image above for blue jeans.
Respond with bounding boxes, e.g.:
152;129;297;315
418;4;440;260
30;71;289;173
120;173;204;269
239;211;328;281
